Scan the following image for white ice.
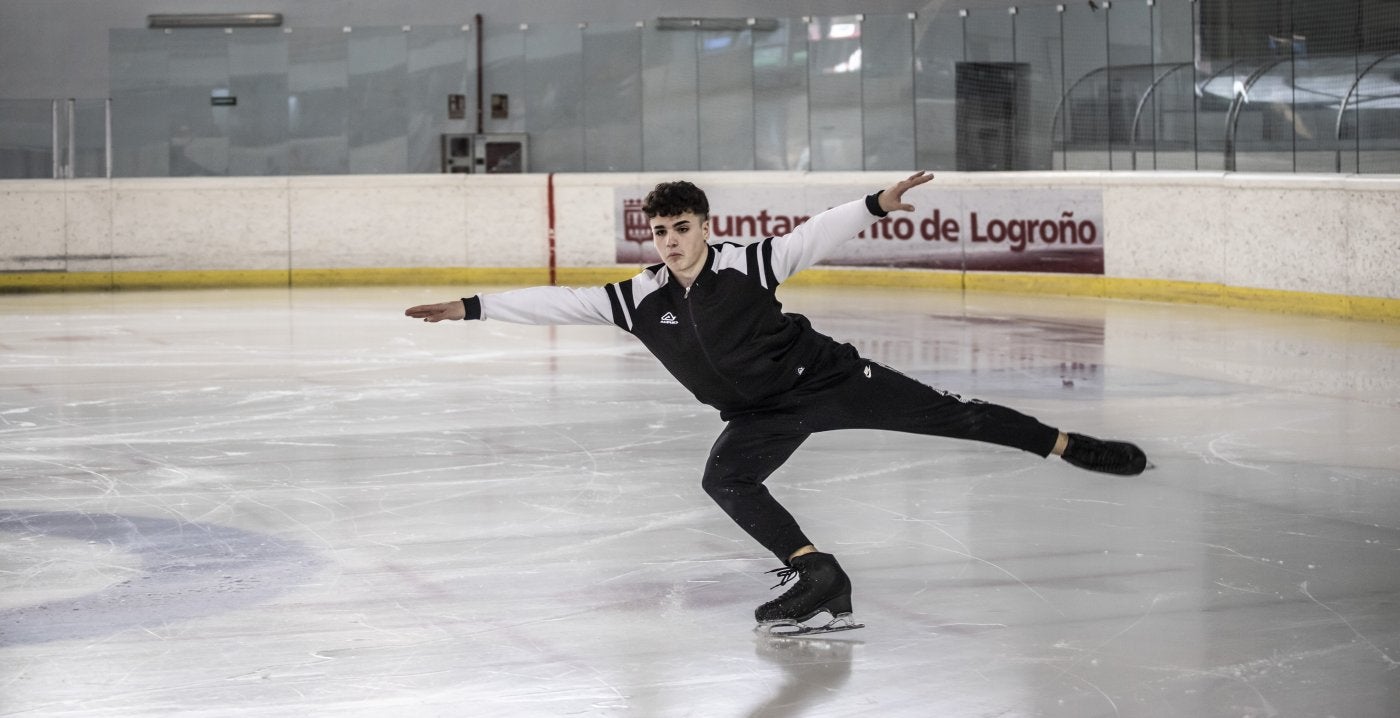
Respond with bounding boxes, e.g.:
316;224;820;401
2;285;1398;717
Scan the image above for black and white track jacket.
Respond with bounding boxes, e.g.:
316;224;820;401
462;193;889;416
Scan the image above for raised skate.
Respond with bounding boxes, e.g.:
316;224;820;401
1061;432;1149;475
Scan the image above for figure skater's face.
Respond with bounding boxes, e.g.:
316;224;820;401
650;212;710;284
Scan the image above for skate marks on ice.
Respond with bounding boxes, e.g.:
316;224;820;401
0;510;324;646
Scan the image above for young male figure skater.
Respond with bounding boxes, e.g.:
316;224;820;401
406;172;1147;635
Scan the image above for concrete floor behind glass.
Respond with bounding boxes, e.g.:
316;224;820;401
2;285;1397;717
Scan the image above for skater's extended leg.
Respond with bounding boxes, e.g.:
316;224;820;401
815;361;1062;455
805;361;1146;475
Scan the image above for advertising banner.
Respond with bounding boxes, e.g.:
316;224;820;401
615;185;1104;274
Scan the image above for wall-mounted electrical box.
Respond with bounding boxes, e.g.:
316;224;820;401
441;133;528;174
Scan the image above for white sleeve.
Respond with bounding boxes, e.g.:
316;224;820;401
766;196;880;283
478;285;616;326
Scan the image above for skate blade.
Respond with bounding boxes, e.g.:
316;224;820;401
755;614;865;638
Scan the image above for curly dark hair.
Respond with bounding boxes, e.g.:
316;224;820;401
642;181;709;220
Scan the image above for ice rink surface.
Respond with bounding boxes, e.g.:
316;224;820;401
2;285;1398;717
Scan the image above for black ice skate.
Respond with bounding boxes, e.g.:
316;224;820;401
754;552;865;637
1061;432;1149;475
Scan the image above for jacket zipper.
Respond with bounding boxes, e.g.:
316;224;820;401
682;280;750;402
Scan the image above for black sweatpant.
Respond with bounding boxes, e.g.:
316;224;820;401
700;359;1061;562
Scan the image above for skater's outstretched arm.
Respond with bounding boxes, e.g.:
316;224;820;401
766;171;935;283
406;284;620;326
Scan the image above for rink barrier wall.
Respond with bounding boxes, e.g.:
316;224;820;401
1;172;1397;323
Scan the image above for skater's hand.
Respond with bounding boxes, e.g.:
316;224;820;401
405;300;465;322
878;171;934;213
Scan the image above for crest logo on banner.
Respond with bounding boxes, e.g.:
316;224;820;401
621;197;652;261
617;195;659;264
623;198;652;244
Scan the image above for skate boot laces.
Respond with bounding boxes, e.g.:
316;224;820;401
766;566;799;590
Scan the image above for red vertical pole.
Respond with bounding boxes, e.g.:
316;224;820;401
547;172;557;286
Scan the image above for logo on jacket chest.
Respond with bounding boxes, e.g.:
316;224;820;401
660;312;679;325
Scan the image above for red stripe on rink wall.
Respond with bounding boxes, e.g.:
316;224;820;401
547;172;558;286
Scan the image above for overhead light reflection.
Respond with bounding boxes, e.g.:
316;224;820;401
829;22;857;39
